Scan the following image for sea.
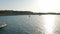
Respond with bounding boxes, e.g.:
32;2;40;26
0;15;60;34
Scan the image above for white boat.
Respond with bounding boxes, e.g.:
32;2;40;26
0;21;7;28
0;24;7;28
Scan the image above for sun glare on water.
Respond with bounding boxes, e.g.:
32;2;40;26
42;15;56;34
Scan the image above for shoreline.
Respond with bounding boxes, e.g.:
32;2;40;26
0;11;60;16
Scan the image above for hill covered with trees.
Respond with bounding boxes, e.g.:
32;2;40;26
0;10;60;16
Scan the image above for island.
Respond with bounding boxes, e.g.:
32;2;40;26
0;10;60;16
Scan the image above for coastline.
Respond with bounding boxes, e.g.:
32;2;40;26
0;10;60;16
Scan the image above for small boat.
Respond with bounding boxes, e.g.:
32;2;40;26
0;21;7;28
0;24;7;28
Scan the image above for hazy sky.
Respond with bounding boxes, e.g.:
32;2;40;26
0;0;60;12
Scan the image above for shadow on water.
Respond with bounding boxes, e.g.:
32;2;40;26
0;27;7;34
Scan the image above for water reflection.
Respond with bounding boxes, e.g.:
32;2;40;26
42;15;56;34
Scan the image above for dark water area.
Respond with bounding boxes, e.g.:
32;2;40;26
0;15;60;34
0;15;44;34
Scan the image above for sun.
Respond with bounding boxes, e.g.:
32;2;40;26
33;0;58;12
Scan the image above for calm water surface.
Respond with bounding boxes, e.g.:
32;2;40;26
0;15;60;34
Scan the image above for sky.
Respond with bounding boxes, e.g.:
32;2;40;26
0;0;60;12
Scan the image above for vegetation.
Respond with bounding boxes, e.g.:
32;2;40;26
0;10;60;16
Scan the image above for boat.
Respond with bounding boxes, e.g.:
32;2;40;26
0;21;7;28
0;24;7;28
